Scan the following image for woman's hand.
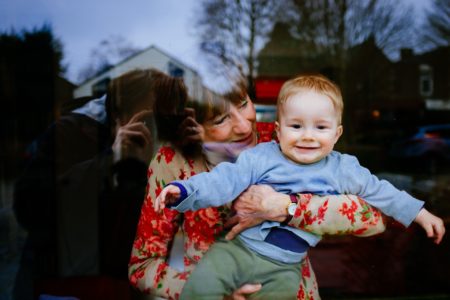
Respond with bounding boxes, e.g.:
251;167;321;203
177;107;204;146
224;283;262;300
112;110;153;164
225;185;290;240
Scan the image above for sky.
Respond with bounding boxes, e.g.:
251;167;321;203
0;0;206;85
0;0;431;90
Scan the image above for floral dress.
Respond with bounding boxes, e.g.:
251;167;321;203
128;123;385;300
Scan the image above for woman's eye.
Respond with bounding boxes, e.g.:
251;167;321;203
239;100;248;109
212;115;229;125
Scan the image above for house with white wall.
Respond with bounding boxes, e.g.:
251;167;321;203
73;45;203;100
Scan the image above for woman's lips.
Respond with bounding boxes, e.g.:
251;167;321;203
233;132;255;144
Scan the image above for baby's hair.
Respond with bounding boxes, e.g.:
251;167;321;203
277;74;343;123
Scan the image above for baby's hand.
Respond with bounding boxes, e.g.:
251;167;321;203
154;185;181;212
414;208;446;244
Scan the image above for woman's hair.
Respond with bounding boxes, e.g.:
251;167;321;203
166;88;229;158
187;89;229;125
153;77;250;157
106;68;189;153
107;68;172;124
277;74;344;123
176;81;250;157
187;79;248;125
152;72;188;143
222;80;249;106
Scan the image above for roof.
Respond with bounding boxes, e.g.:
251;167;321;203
78;44;198;86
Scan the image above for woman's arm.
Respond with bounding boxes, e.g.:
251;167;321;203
288;193;385;237
226;185;385;240
128;146;191;299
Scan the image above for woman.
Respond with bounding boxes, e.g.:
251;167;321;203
128;84;385;300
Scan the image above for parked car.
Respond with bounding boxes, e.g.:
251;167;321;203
389;124;450;171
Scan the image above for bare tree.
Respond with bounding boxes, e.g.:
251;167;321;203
290;0;415;67
422;0;450;47
347;0;415;57
195;0;284;96
77;35;141;83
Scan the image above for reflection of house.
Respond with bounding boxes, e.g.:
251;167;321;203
255;22;341;105
392;46;450;124
74;45;203;100
344;37;395;129
255;23;324;104
255;22;450;132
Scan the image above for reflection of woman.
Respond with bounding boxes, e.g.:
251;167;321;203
129;86;385;299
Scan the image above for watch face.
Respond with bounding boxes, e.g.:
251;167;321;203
288;203;297;216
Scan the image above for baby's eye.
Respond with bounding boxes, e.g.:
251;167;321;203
291;124;301;129
317;125;328;130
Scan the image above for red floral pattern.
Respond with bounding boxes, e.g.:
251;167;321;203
291;194;386;238
256;122;277;142
129;125;386;300
129;144;230;299
157;146;176;164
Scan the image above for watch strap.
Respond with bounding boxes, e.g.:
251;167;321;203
290;194;298;204
282;194;298;225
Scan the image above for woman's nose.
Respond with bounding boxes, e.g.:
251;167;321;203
232;111;252;135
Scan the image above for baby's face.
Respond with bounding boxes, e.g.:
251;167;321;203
276;91;343;164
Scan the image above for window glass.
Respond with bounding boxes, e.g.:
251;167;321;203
1;1;449;299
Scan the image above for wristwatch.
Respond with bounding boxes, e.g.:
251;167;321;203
283;194;298;225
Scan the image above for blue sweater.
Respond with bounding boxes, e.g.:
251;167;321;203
172;141;424;263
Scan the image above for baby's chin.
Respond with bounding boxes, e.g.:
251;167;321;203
292;156;325;165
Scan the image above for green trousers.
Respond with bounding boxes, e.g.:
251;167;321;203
180;237;301;300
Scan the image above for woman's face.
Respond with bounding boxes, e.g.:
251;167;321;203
202;95;257;147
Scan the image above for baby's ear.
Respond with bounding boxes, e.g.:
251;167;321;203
275;121;280;138
336;125;343;141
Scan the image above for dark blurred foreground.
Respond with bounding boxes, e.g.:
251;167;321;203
311;168;450;300
2;169;450;300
